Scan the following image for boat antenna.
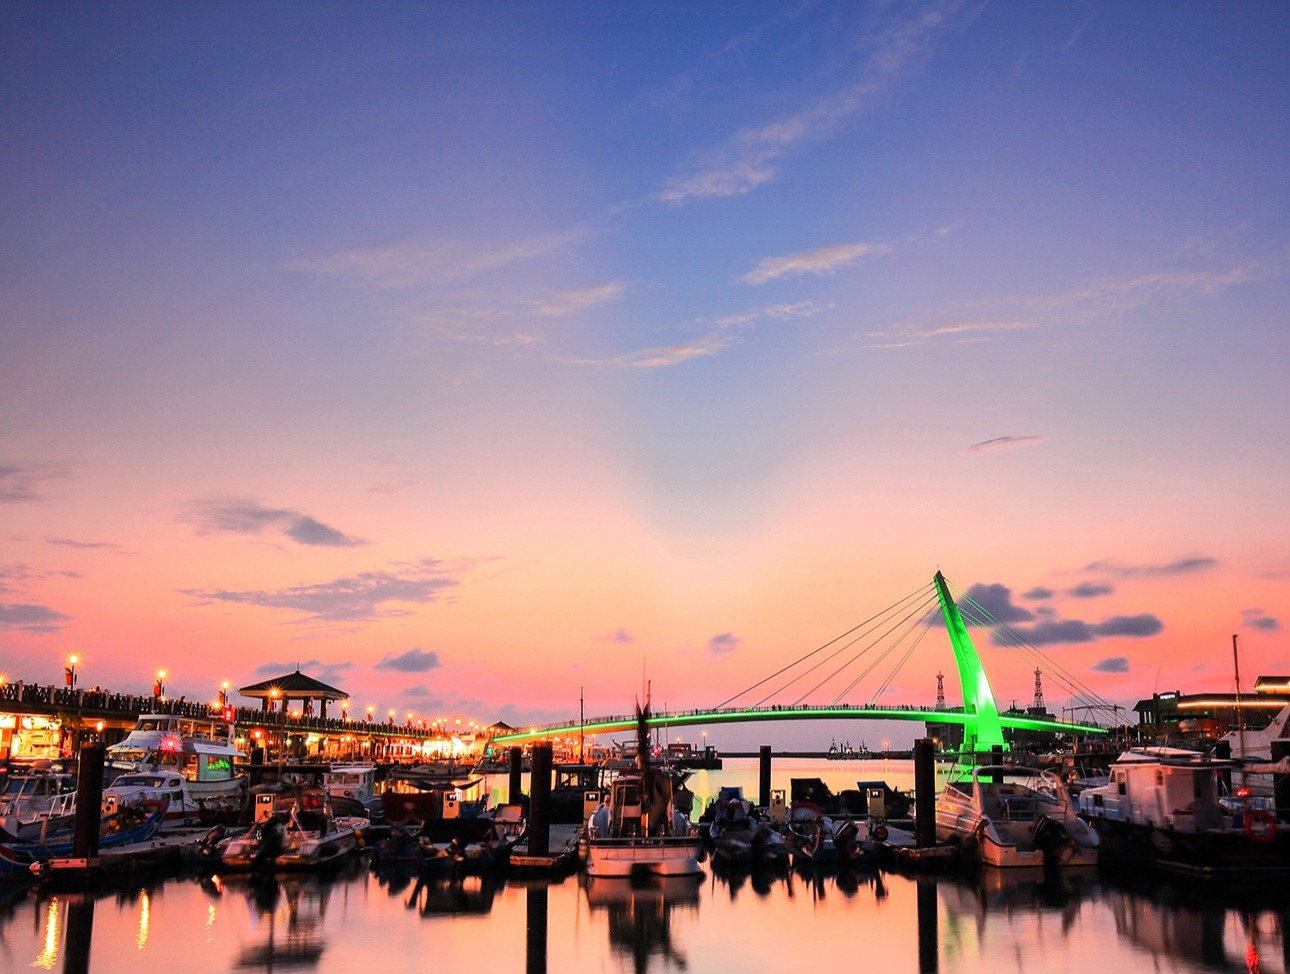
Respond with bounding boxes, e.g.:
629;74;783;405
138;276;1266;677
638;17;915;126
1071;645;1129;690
579;686;585;764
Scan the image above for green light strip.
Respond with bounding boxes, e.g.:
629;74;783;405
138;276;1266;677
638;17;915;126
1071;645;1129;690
491;706;1106;745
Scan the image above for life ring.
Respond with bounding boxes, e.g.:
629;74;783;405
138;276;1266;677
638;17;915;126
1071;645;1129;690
872;825;889;843
1245;810;1278;843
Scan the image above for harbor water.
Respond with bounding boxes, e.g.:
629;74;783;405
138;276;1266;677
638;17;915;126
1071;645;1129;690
5;759;1290;973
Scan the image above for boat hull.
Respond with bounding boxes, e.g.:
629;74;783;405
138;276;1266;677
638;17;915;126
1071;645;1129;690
586;837;702;878
1088;816;1290;878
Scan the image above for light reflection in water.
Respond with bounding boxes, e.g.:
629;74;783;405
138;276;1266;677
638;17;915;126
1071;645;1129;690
32;898;60;971
135;890;150;951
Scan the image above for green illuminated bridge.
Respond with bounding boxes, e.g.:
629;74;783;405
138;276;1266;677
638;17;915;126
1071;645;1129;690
490;703;1101;746
493;572;1113;749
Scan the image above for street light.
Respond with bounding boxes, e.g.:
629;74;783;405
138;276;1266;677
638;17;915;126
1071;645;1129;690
66;654;80;688
219;680;230;708
154;669;167;699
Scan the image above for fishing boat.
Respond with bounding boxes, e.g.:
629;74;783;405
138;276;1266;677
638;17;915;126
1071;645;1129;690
106;712;247;820
585;704;702;879
218;787;366;871
936;764;1098;868
1077;747;1290;878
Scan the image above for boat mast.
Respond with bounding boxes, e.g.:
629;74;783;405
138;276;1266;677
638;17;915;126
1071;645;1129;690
579;686;585;764
1233;633;1247;771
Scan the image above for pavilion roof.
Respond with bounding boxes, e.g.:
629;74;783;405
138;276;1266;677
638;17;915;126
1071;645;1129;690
238;669;347;701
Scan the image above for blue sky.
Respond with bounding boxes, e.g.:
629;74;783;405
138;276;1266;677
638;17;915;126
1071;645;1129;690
2;2;1288;747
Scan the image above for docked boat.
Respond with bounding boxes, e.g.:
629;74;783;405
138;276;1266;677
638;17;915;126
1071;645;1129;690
322;763;383;820
585;706;702;879
704;787;788;867
935;764;1098;868
1077;748;1290;878
218;787;366;871
549;763;607;824
106;712;247;821
0;799;168;880
0;769;77;841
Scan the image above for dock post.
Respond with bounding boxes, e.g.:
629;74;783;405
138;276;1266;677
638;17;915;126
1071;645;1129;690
509;746;524;805
759;745;772;809
525;884;549;974
73;743;106;859
913;738;936;848
529;743;553;857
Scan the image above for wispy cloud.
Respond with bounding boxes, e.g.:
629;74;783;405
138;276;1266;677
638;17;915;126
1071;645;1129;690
1030;266;1259;318
1243;608;1281;632
185;497;364;548
0;463;67;504
289;229;586;288
655;6;956;203
715;301;824;327
1082;557;1218;577
1068;582;1114;599
743;242;891;285
962;435;1047;456
709;632;742;656
601;629;634;644
0;603;72;633
375;647;443;673
559;334;734;369
45;537;126;552
183;559;463;625
0;564;82;593
532;282;626;317
1092;657;1130;674
249;658;354;687
1002;613;1163;647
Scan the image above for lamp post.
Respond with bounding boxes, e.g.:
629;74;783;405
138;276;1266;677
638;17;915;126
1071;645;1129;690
66;654;79;689
219;680;230;709
154;669;166;700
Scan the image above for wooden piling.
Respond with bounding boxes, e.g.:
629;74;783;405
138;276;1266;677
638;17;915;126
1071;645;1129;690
913;737;936;848
759;745;772;808
509;746;524;804
72;743;105;858
529;743;553;857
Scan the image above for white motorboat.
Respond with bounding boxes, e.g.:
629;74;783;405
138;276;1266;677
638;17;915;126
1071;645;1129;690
935;764;1098;868
219;787;367;871
106;712;247;820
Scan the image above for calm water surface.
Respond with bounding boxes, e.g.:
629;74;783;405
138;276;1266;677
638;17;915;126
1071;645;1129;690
4;759;1288;973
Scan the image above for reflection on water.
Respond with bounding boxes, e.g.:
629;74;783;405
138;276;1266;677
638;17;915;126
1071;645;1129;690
585;875;700;974
5;757;1290;973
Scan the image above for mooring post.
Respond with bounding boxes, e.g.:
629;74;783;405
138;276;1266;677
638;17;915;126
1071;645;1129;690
913;737;936;848
529;743;553;857
759;745;772;809
73;743;106;859
509;746;524;805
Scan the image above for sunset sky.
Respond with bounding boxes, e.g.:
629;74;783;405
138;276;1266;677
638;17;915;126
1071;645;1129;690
3;3;1287;748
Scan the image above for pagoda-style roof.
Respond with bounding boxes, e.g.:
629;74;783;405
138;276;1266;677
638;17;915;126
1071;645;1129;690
239;668;348;701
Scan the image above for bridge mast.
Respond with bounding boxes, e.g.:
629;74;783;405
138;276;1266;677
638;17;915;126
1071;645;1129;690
933;571;1007;753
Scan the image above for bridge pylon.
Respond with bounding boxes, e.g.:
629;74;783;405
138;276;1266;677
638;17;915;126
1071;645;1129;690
933;570;1007;753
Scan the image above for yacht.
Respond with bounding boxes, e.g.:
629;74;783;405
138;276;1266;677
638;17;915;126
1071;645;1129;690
1077;747;1290;877
219;787;367;871
106;712;247;820
0;769;78;841
935;763;1098;868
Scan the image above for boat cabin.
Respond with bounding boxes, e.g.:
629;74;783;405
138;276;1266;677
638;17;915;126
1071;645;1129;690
1077;751;1230;833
